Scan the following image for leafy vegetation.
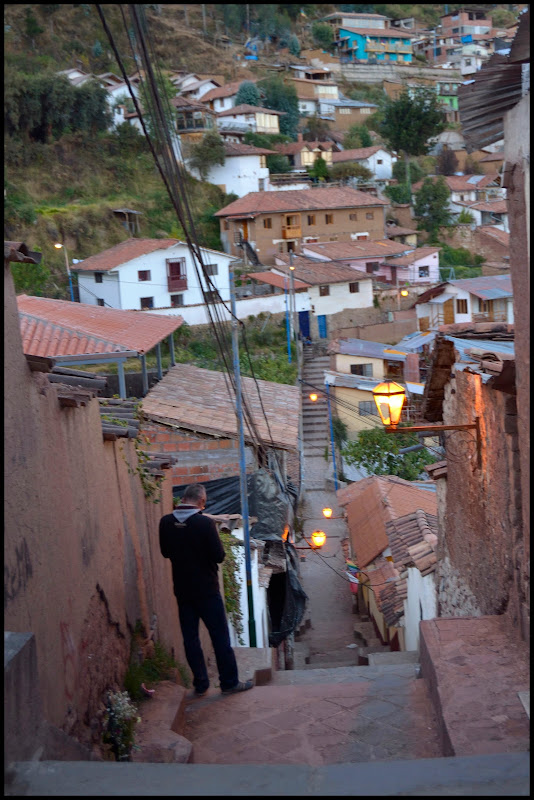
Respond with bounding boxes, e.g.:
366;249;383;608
219;530;245;645
342;425;435;481
414;176;453;238
302;115;331;142
188;131;226;181
234;81;261;107
311;21;334;49
329;162;373;184
436;148;459;176
257;76;300;139
343;124;373;150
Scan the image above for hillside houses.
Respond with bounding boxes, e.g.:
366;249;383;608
414;275;514;331
215;187;389;263
186;141;275;196
331;146;397;180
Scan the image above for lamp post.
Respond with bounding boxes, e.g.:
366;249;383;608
55;242;75;302
371;382;482;469
293;530;327;550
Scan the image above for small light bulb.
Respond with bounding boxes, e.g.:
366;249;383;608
54;243;63;249
309;393;318;402
322;507;333;518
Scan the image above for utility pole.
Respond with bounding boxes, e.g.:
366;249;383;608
229;270;257;648
284;275;292;363
201;4;207;36
326;382;339;490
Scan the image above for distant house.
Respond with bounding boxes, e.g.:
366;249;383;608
300;239;422;280
319;97;378;130
287;77;339;117
331;146;396;180
325;338;422;435
200;80;255;113
336;476;438;652
214;187;389;263
186;141;274;196
414;275;514;331
271;253;374;341
336;26;414;64
385;246;441;286
178;77;222;102
72;238;236;311
273;135;337;171
385;222;418;247
215;105;285;137
412;173;504;207
453;199;509;232
171;95;216;157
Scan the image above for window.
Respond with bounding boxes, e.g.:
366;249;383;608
456;298;467;314
366;261;380;273
465;58;472;66
349;213;358;221
263;218;272;229
418;266;429;278
319;285;330;296
356;233;368;241
325;213;334;224
307;214;316;226
138;270;151;281
140;297;154;309
97;298;105;306
360;107;372;114
167;259;186;278
349;281;359;293
359;401;378;417
258;178;265;191
204;263;218;276
95;272;104;283
223;220;230;230
338;107;351;115
351;363;373;377
170;294;184;307
376;159;383;164
366;212;374;220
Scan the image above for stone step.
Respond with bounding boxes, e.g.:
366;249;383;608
367;650;420;667
270;662;419;685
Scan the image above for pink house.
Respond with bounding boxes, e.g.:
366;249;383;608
385;246;441;286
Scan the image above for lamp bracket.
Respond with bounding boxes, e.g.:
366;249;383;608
386;418;481;470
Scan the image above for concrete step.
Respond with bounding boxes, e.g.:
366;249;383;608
367;650;420;667
270;662;419;685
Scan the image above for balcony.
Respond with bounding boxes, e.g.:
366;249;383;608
167;276;187;292
472;310;507;323
282;225;302;239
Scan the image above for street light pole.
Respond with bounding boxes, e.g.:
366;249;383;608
55;242;75;302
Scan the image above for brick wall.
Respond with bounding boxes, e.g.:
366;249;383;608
141;420;255;486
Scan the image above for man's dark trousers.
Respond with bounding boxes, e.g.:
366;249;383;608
178;592;239;693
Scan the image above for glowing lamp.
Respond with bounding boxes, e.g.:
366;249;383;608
309;392;318;402
322;507;333;518
400;289;409;297
311;530;326;549
54;242;62;249
372;381;406;429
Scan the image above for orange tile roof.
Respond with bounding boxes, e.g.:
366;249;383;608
412;173;500;192
337;476;437;568
223;142;276;157
17;295;183;357
274;255;369;286
386;246;440;266
303;239;410;260
72;238;180;273
385;223;419;236
331;146;384;163
248;271;310;290
468;199;507;213
479;151;505;162
141;364;299;452
200;81;253;102
215;187;388;218
216;104;286;117
478;226;510;246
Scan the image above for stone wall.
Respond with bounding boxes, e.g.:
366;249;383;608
437;224;510;267
341;62;460;85
4;261;214;755
437;370;523;623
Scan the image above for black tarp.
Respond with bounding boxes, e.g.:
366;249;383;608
173;469;307;646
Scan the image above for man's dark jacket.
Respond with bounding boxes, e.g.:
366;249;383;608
159;505;225;601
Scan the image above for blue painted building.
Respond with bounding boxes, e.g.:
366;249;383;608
337;27;414;63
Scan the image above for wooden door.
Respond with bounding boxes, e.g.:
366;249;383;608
443;298;455;324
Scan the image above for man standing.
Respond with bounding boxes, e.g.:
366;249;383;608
159;483;254;697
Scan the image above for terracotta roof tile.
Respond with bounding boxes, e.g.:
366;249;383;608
248;271;310;290
385;223;418;237
468;199;507;213
141;364;299;452
331;146;384;163
303;239;410;260
223;142;276;157
72;238;180;273
386;246;441;266
17;295;183;357
200;81;253;102
478;226;510;246
479;151;505;162
274;255;369;286
215;187;388;218
411;173;500;192
337;476;437;568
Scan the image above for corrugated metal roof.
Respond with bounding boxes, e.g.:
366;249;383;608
394;330;437;352
330;338;407;361
324;370;383;391
449;274;512;299
17;295;183;357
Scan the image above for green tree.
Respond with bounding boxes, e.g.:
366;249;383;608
302;114;331;142
266;153;292;174
311;21;334;50
414;177;453;238
342;426;435;481
384;184;412;204
223;4;246;35
436;148;459;176
343;123;372;149
329;161;373;183
188;131;226;181
25;8;44;49
257;76;299;139
308;155;329;181
380;88;446;192
392;159;425;184
288;34;301;57
456;208;475;224
234;81;260;107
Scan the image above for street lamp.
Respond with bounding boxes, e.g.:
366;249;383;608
294;530;327;550
371;382;482;468
55;242;75;302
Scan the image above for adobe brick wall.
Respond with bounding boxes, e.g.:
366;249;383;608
141;420;255;486
437;224;510;267
436;371;523;625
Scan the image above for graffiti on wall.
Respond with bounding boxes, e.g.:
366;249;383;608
4;537;33;606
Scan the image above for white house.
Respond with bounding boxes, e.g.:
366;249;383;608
186;141;273;197
450;199;509;232
331;146;397;180
72;238;237;311
200;80;258;113
414;275;514;331
216;105;285;136
178;78;222;102
412;173;504;207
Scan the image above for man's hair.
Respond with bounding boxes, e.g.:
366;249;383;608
182;483;207;504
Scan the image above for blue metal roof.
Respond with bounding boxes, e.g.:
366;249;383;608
336;339;407;361
394;330;437;353
448;275;513;300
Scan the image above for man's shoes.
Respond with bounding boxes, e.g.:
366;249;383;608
194;687;208;697
221;679;254;695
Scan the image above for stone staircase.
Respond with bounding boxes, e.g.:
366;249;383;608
301;354;331;490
